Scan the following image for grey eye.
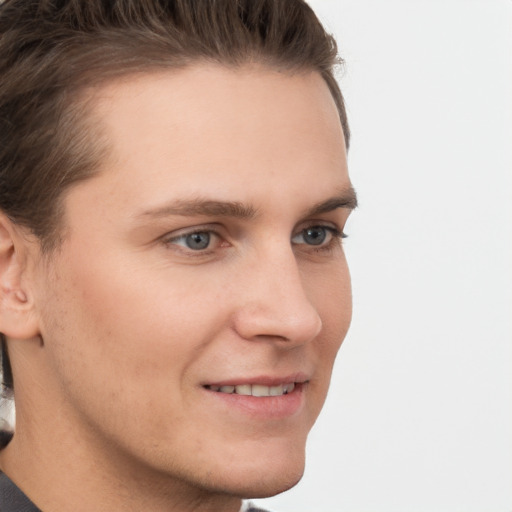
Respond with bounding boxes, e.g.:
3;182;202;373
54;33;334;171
185;232;211;250
301;226;328;246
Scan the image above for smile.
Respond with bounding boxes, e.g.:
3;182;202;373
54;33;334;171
205;383;296;397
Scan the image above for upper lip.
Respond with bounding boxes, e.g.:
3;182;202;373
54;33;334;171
202;372;310;388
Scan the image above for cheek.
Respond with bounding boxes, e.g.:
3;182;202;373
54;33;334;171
36;254;235;461
311;259;352;384
305;259;351;396
308;256;352;346
38;251;225;409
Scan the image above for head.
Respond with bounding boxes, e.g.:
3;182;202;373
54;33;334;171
0;0;355;507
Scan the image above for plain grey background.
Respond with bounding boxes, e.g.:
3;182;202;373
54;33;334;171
255;1;512;511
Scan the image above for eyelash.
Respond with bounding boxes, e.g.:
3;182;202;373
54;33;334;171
291;226;347;255
162;224;347;255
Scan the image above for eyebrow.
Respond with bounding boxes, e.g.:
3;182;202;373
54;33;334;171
306;185;358;216
137;185;357;220
138;199;257;220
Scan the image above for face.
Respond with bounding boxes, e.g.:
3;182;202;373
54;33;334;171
29;65;355;498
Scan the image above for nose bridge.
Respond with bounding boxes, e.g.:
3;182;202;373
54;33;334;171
232;243;322;344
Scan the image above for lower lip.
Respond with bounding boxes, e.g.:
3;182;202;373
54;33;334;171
203;383;305;419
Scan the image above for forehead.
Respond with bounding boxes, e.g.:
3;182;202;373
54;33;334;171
93;63;343;130
67;64;349;221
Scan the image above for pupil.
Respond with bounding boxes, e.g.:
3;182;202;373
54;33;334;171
304;227;326;245
186;232;210;250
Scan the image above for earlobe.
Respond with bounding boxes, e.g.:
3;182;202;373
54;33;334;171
0;214;40;340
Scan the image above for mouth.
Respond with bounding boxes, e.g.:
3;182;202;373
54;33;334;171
204;382;297;397
201;376;308;418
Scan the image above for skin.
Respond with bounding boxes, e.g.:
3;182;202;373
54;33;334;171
0;64;355;512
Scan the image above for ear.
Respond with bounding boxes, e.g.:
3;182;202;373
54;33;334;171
0;213;40;340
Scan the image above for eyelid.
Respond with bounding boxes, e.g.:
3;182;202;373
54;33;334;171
294;221;347;239
290;224;347;252
161;224;225;252
162;221;222;237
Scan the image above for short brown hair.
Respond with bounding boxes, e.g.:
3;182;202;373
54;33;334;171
0;0;349;396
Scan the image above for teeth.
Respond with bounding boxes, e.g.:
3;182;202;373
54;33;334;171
252;384;270;397
270;385;284;396
208;383;297;397
284;383;295;394
234;384;252;396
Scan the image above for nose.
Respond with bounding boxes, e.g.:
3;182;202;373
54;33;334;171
232;248;323;346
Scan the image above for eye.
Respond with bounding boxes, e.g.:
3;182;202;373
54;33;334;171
291;225;345;247
183;232;211;250
165;230;216;251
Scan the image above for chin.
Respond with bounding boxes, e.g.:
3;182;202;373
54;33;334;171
242;469;305;499
209;445;307;499
214;468;305;500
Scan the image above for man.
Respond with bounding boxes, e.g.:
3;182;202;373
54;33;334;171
0;1;357;510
